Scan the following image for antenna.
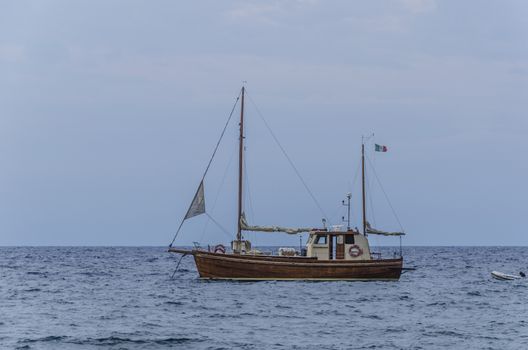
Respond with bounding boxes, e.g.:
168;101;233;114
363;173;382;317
342;192;352;230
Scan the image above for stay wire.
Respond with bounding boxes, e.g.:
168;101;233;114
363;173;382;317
169;90;242;247
365;169;380;249
350;159;361;194
366;155;405;233
199;145;237;243
365;174;376;227
201;90;242;183
365;137;381;249
244;156;257;245
245;91;329;223
205;213;232;239
244;161;256;222
349;159;361;227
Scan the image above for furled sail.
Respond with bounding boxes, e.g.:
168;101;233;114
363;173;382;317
240;213;313;234
184;180;206;220
365;221;405;236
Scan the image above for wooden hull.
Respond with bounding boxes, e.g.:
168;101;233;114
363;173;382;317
173;250;403;281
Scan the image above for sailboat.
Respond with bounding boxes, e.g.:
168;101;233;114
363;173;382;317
169;87;406;281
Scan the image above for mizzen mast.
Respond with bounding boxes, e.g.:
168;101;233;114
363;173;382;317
361;141;367;236
236;86;245;251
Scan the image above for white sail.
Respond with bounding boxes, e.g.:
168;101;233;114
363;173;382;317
365;221;405;236
184;181;206;220
240;213;313;234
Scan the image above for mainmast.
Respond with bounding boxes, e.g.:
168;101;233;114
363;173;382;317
236;86;245;249
361;142;367;236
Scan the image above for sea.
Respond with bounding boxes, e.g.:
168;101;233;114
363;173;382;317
1;246;527;350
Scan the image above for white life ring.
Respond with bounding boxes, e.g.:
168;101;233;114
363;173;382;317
214;244;226;254
348;245;363;258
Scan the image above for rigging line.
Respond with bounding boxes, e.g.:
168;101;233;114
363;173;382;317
364;146;383;249
365;177;381;249
201;90;242;182
206;213;232;239
244;164;256;222
331;205;345;227
244;154;256;221
350;159;361;193
349;159;361;226
366;137;375;210
170;253;189;279
169;90;242;247
365;173;376;227
199;144;237;243
243;156;257;244
366;155;405;232
245;91;329;223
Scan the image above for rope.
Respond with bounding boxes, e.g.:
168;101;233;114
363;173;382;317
171;253;188;279
365;174;376;227
366;155;405;233
244;155;256;222
365;169;380;249
169;90;242;247
244;155;258;245
348;160;361;227
199;145;237;243
331;205;345;228
205;213;232;238
245;91;329;223
201;91;242;183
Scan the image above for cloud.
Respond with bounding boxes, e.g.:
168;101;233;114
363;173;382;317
401;0;437;14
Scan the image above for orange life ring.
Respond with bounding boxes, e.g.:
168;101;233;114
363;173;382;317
348;245;363;258
214;244;226;254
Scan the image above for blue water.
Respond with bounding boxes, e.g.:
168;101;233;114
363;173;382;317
1;247;527;349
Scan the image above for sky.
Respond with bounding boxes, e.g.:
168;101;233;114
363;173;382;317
1;0;527;246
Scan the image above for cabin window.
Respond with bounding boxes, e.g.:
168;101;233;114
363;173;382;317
345;235;355;244
315;235;327;245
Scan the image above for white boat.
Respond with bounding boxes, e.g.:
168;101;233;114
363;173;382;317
491;271;523;281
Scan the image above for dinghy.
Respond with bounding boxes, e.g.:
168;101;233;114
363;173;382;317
491;271;523;281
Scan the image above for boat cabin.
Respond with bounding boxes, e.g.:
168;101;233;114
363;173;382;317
306;229;371;261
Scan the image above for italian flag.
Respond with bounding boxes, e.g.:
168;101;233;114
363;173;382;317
375;144;388;152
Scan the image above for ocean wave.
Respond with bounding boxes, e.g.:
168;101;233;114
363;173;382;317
3;246;528;350
18;335;204;346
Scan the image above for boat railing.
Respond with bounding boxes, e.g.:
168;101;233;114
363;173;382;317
371;252;382;260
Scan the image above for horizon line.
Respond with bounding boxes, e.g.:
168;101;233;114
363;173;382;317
1;245;527;248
